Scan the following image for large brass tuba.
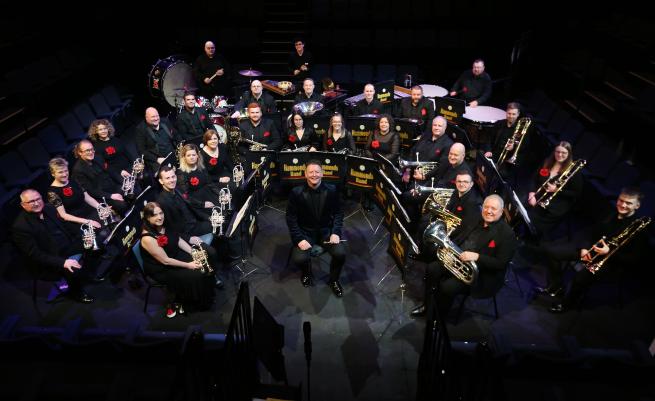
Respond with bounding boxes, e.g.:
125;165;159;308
497;117;531;165
535;159;586;208
423;220;478;284
584;216;651;274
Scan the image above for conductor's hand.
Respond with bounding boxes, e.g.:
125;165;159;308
63;258;82;273
328;234;340;244
298;240;312;251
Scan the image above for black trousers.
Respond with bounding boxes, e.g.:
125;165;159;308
291;242;346;283
425;260;470;319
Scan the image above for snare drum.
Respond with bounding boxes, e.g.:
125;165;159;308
196;96;212;109
148;56;194;108
463;106;506;149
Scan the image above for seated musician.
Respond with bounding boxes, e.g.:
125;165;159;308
532;188;648;313
135;107;177;175
139;201;218;318
289;38;311;82
174;92;214;141
232;80;277;118
364;114;400;164
284;112;320;151
484;102;530;184
353;83;383;116
237;103;282;156
449;59;492;107
71;139;128;215
88;119;133;180
526;141;583;240
177;144;218;208
411;194;517;317
293;78;323;105
286;160;346;297
11;189;95;303
394;85;435;128
402;116;453;185
322;112;356;154
200;129;232;185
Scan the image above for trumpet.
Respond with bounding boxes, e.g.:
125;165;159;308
497;117;531;165
210;206;225;236
81;222;99;250
233;163;244;185
535;159;586;208
219;187;232;211
584;216;651;274
96;197;117;226
191;243;214;275
121;154;146;196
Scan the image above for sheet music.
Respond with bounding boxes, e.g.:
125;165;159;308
511;188;532;225
227;194;254;238
394;216;419;254
105;185;152;243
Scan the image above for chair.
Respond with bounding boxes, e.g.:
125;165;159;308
17;138;52;170
0;151;45;189
375;64;397;82
72;102;97;130
453;274;505;323
132;240;168;313
284;244;328;279
352;64;374;85
310;64;330;82
331;64;353;85
56;112;86;142
37;124;71;156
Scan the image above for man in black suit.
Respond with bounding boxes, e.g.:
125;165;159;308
286;160;346;297
237;103;282;156
411;194;517;317
232;80;278;117
135;107;177;175
11;189;94;303
174;92;214;141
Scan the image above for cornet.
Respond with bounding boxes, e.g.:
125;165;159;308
233;163;244;185
122;155;145;196
81;222;99;250
219;187;232;211
191;243;214;275
210;206;225;236
96;197;117;226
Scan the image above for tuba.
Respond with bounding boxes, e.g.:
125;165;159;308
584;216;651;274
497;117;531;165
81;222;99;250
191;243;214;275
209;206;225;236
535;159;586;208
423;220;478;284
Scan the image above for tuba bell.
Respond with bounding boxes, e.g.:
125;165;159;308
422;191;461;236
423;220;478;284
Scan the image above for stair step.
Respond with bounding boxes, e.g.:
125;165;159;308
260;50;289;55
0;106;25;125
603;80;637;100
267;20;304;24
269;11;305;16
583;90;617;113
628;71;655;88
563;99;606;125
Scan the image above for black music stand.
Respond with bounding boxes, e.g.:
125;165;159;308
371;168;402;235
446;123;474;152
502;181;536;237
394;118;423;150
433;97;466;125
344;154;379;231
225;193;268;279
374;80;395;104
474;151;505;197
347;115;378;148
371;181;412;254
245;151;280;213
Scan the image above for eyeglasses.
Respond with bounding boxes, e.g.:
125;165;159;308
80;148;95;154
22;198;42;205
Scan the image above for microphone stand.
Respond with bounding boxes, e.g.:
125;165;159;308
303;321;312;401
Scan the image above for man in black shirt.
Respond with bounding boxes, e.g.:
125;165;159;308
449;59;492;107
193;41;232;99
395;85;435;128
288;39;312;83
135;107;177;175
402;116;453;185
293;78;323;104
174;92;214;141
233;80;278;118
286;160;346;297
237;103;282;155
353;83;384;115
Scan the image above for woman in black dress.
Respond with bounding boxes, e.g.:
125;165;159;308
177;143;217;208
323;112;356;154
200;129;232;185
139;202;216;317
88;119;133;179
364;113;400;164
284;112;320;151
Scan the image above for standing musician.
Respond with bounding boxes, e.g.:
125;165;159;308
284;112;320;151
364;114;400;164
323;112;356;154
353;83;383;116
293;78;323;105
289;38;312;82
449;59;492;107
526;141;583;240
402;116;453;186
237;103;283;155
135;107;176;176
174;92;214;141
395;85;435;128
233;80;277;118
533;188;649;313
193;41;232;99
411;194;517;317
286;160;346;297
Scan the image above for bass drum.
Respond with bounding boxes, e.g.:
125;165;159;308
148;56;195;108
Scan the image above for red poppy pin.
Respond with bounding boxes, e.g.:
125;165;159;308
371;140;380;149
435;149;441;155
539;168;549;177
421;108;427;116
182;193;189;199
190;177;200;186
450;179;456;184
103;162;108;170
327;138;334;146
488;240;496;248
456;205;463;212
209;157;218;166
200;114;206;121
288;135;297;143
373;109;379;114
157;235;169;247
62;187;73;197
105;146;116;155
263;131;270;137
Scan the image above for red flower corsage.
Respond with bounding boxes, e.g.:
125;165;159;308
62;187;73;197
421;108;427;116
105;146;116;155
539;168;549;177
263;131;270;137
189;176;200;186
157;235;169;247
371;140;380;149
372;109;379;114
488;240;496;248
288;135;297;143
326;138;334;146
456;205;463;212
435;149;441;155
209;157;218;166
200;114;206;121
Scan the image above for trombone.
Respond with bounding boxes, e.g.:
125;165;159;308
534;159;586;208
497;117;531;165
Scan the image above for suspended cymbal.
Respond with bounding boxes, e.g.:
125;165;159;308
238;69;263;77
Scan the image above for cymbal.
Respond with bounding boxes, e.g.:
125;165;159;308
239;69;263;77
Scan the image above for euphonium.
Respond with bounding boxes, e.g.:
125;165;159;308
191;243;213;275
422;191;461;235
209;206;225;236
497;117;531;165
233;163;244;185
584;216;651;274
96;197;117;226
535;159;586;208
423;220;478;284
81;222;99;250
219;187;232;211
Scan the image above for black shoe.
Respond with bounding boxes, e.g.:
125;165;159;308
215;277;224;289
70;292;95;304
91;275;107;283
548;303;566;313
301;273;314;288
535;285;563;297
410;304;426;317
329;280;343;297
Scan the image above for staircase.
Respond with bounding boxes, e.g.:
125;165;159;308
258;1;308;80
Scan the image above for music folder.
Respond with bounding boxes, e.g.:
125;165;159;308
502;181;536;236
226;193;254;239
474;151;505;197
345;154;378;192
347;115;378;146
394;118;423;149
376;154;402;186
387;216;419;279
446;122;473;150
433;97;466;125
303;115;332;138
105;185;156;252
374;80;395;104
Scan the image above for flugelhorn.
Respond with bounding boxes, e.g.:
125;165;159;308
233;163;244;185
191;243;214;275
584;216;651;274
535;159;586;208
497;117;531;165
81;222;99;250
210;206;225;236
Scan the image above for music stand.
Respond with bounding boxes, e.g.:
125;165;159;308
344;154;379;231
433;97;466;125
371;183;412;254
371;168;402;235
347;115;378;148
225;193;268;279
474;151;505;197
446;122;474;152
502;181;536;237
394;118;423;149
